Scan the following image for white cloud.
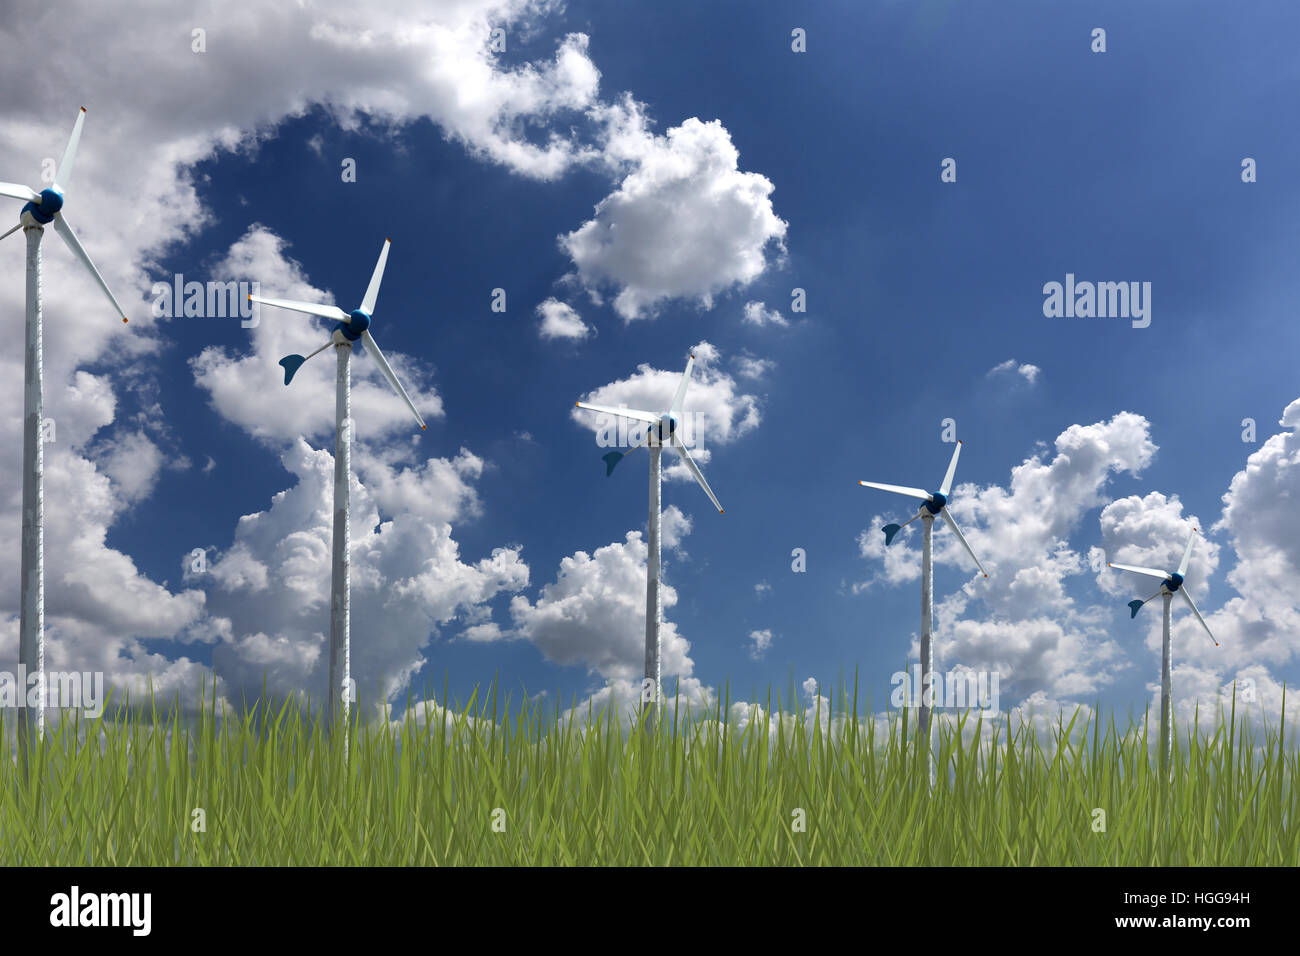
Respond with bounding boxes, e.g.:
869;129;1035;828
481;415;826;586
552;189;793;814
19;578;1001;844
510;529;690;684
747;628;773;660
734;353;775;380
536;297;590;340
562;101;788;320
196;438;529;705
987;358;1041;385
742;301;789;328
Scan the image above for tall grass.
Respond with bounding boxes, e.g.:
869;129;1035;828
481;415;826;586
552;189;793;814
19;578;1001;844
1;680;1295;865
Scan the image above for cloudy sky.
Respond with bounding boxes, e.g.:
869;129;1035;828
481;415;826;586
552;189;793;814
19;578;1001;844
0;0;1296;731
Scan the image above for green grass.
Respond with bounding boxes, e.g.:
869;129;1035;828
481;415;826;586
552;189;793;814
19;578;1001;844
1;680;1295;865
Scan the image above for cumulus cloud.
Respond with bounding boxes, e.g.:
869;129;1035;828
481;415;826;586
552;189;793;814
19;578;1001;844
196;439;529;705
747;628;773;661
562;100;788;320
536;297;590;340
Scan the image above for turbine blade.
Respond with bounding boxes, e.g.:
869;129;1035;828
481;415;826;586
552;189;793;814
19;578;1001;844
360;238;390;315
0;182;41;203
574;401;660;425
279;339;334;385
361;329;425;430
52;214;129;322
941;507;987;577
939;440;962;496
1107;562;1171;580
55;107;86;191
1177;527;1198;577
670;353;695;415
1179;589;1218;647
858;480;932;501
671;433;723;513
248;295;348;321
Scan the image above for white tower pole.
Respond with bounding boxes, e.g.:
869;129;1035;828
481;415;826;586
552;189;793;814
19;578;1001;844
644;441;663;733
18;225;46;770
1160;590;1173;777
327;341;352;733
919;512;935;787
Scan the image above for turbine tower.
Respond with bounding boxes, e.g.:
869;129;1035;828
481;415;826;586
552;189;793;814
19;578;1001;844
860;441;988;778
1;107;130;766
575;353;723;731
1109;525;1218;776
249;238;425;730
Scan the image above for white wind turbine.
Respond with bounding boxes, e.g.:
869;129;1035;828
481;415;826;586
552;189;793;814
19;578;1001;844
860;441;988;774
1109;525;1218;775
575;353;723;731
249;238;425;730
1;107;131;764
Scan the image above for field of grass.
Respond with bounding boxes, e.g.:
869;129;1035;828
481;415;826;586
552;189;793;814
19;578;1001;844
2;682;1296;865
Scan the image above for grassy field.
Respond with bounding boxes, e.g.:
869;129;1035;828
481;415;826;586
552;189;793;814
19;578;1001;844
1;682;1296;865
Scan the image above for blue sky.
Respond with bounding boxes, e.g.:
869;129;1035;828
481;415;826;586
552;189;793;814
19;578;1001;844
1;0;1298;728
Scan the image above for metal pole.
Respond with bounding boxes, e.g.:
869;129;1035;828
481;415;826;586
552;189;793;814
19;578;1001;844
327;341;352;733
919;512;935;787
1160;590;1173;778
644;443;662;732
18;225;45;771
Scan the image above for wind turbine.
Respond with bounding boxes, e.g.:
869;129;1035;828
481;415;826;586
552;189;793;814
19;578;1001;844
249;238;425;731
1;107;130;765
860;441;987;776
575;353;723;731
1109;525;1218;776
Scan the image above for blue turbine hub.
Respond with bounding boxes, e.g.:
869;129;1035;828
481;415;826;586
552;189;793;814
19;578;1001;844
924;492;946;515
1166;572;1184;592
339;309;371;341
22;188;65;224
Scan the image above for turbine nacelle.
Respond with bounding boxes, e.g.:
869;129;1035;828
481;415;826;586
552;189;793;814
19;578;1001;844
923;491;946;515
337;309;371;341
21;188;65;224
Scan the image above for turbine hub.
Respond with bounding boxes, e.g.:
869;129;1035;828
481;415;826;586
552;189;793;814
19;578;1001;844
343;309;371;340
924;492;947;515
22;188;64;224
655;413;677;444
1167;572;1184;592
